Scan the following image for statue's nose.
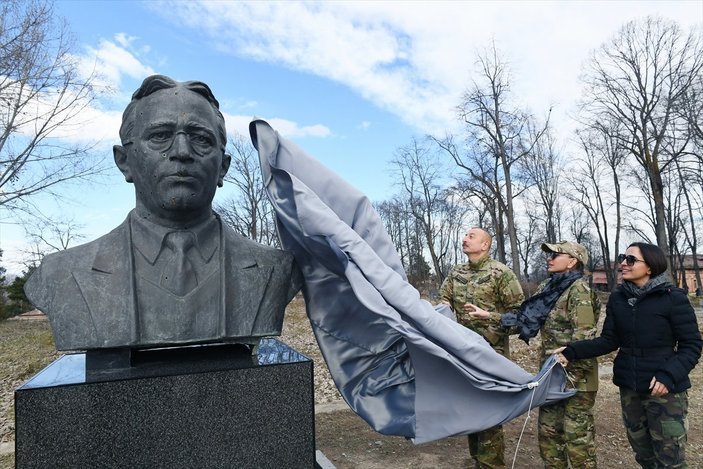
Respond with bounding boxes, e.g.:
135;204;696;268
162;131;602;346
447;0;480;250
169;132;192;160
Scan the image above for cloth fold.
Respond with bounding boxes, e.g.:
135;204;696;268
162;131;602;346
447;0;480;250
249;119;574;444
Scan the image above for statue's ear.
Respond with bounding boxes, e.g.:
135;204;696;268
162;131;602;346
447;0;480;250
218;153;231;187
113;145;133;183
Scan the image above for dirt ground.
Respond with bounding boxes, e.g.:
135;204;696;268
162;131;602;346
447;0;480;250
314;376;701;468
2;298;702;468
298;298;703;468
313;349;703;469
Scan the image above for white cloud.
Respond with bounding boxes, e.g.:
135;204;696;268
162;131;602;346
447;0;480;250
218;98;258;112
153;1;460;133
78;34;156;91
153;0;701;136
268;120;331;138
11;2;702;154
3;33;161;156
2;75;122;146
113;32;133;49
223;113;331;140
48;107;124;144
2;35;153;150
14;26;330;150
240;100;258;110
54;35;157;145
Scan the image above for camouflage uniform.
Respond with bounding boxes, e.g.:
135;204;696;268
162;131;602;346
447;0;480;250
439;255;524;469
620;388;689;469
537;277;600;469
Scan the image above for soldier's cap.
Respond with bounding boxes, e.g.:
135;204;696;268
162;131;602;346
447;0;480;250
541;241;588;265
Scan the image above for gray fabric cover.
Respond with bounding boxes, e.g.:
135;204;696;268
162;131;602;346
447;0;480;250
249;119;574;444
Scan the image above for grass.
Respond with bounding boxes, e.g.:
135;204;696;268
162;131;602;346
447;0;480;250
0;320;58;383
0;318;60;469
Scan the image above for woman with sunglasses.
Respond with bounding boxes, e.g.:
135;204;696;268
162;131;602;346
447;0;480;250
469;240;601;468
556;242;702;468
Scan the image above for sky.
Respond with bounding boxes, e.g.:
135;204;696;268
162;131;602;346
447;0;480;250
1;0;701;275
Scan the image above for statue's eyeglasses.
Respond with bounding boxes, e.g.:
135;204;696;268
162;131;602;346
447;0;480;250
123;129;219;156
617;254;646;266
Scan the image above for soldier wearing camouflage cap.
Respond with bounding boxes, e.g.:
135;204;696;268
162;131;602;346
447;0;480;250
469;239;601;468
439;227;524;469
536;240;600;468
541;240;589;266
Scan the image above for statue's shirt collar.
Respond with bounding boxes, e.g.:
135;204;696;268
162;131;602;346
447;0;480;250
129;211;219;264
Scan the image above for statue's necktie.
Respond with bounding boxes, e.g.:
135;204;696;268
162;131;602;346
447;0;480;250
161;231;198;296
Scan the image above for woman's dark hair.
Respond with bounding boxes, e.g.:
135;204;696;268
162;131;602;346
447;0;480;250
628;242;668;276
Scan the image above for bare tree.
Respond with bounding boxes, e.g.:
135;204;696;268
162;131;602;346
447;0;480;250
446;41;550;277
374;196;431;287
674;74;703;294
579;16;703;265
13;213;84;268
389;137;458;284
662;168;686;284
676;157;703;294
433;133;508;262
375;196;420;274
568;123;629;290
374;197;407;264
442;200;469;271
433;192;468;279
618;167;658;243
679;72;703;158
23;215;85;252
0;0;107;211
519;125;562;243
516;212;539;282
566;207;602;280
215;133;277;246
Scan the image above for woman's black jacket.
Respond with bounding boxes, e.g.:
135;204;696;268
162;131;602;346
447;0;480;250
563;283;702;393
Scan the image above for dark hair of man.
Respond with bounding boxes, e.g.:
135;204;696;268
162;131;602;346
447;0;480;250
628;242;668;276
119;74;227;151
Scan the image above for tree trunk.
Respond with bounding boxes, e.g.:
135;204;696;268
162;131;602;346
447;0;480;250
648;160;672;271
502;158;522;277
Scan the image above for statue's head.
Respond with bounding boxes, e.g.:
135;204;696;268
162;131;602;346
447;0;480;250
114;75;231;227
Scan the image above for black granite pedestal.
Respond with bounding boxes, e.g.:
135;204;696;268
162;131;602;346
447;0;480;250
14;339;315;468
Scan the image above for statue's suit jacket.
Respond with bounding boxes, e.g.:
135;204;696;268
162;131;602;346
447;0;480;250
25;213;302;351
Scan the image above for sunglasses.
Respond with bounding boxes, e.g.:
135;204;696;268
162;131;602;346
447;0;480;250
617;254;646;266
547;252;570;260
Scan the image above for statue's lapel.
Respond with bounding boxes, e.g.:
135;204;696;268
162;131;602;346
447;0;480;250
72;222;137;346
223;231;272;337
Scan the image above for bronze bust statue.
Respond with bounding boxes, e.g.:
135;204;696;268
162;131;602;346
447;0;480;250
25;75;302;351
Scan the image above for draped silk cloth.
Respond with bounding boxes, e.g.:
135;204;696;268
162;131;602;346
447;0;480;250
249;119;574;444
